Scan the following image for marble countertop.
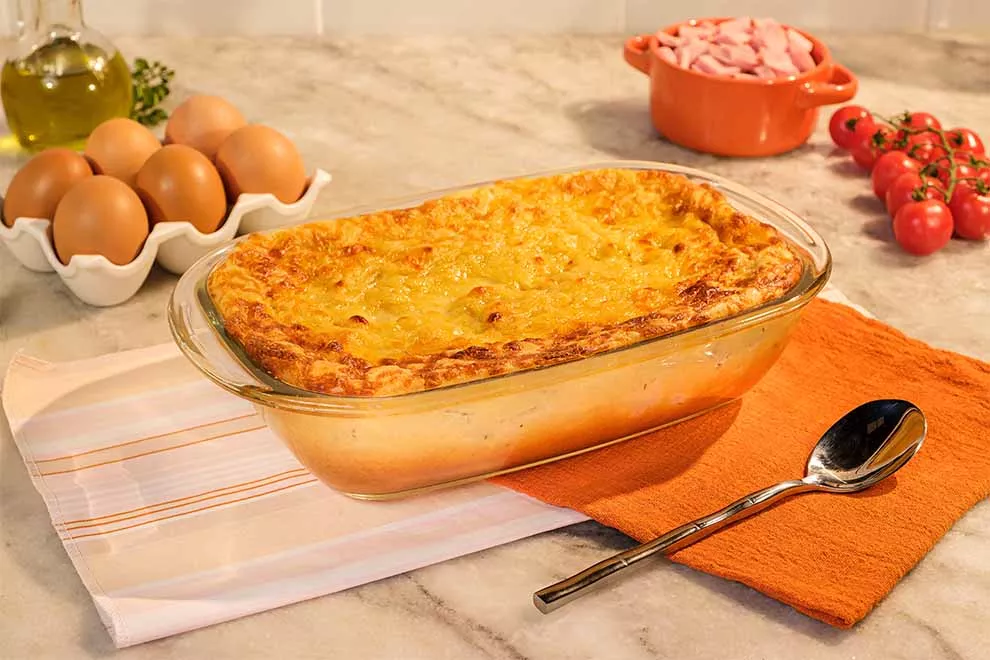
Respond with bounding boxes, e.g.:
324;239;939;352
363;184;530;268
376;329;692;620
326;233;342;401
1;33;988;660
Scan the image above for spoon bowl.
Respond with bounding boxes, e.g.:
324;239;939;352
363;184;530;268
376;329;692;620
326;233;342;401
807;399;927;492
533;399;927;613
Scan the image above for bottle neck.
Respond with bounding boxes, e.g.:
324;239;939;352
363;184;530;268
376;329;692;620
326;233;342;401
34;0;85;31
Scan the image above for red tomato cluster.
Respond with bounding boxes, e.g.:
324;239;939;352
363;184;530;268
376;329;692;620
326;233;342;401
828;106;990;255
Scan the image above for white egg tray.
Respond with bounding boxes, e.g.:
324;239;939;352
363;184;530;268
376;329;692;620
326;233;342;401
0;168;331;307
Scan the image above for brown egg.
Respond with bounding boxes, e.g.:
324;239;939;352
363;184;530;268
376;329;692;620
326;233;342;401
52;176;149;266
165;95;247;160
83;118;162;188
135;144;228;234
215;124;307;204
2;148;92;226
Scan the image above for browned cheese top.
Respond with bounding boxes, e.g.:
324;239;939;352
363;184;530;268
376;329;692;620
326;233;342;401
207;168;804;396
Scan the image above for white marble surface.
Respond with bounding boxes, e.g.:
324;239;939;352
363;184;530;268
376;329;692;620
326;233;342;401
1;33;989;659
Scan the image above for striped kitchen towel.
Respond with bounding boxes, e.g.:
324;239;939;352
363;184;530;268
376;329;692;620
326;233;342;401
1;344;586;648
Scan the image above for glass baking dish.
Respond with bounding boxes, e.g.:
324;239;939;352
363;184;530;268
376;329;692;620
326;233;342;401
167;160;831;500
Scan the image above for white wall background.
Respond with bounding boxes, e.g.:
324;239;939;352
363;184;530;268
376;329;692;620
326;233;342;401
0;0;987;36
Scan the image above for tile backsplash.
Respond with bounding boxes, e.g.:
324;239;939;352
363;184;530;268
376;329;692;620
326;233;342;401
1;0;987;36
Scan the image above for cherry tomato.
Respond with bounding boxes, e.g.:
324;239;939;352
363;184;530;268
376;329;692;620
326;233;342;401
850;126;896;171
948;190;990;240
886;129;909;152
950;182;973;207
945;127;985;155
904;131;939;157
850;124;875;153
948;169;985;200
871;151;921;199
909;141;947;165
874;126;900;154
955;157;990;192
898;112;941;132
828;105;873;150
885;172;945;218
937;162;977;189
892;200;954;255
974;168;990;193
851;144;878;171
851;122;886;151
906;131;938;147
952;150;982;164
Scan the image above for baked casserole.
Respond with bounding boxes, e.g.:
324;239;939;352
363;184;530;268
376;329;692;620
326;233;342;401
207;168;804;397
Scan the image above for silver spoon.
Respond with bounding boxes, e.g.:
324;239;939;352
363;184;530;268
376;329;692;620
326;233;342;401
533;399;927;613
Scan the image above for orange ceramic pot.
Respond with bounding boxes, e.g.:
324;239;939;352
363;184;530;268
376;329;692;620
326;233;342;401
624;18;858;157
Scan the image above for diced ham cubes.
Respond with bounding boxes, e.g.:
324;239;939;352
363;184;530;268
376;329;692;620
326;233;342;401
694;54;740;76
752;19;788;52
679;21;717;40
713;29;750;46
753;65;779;80
786;28;816;72
655;31;681;49
677;38;710;69
719;17;753;33
789;46;816;72
711;43;760;70
760;45;799;76
786;28;814;53
657;46;677;65
653;16;817;80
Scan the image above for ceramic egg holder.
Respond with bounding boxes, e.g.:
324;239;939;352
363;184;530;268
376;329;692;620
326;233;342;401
0;169;331;307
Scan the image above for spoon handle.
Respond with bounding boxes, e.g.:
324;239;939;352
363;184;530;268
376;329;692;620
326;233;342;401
533;478;817;613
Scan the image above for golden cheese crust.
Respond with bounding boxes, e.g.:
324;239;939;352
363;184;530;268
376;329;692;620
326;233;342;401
207;168;804;396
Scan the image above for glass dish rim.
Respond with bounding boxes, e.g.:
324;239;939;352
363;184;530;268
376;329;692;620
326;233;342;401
168;159;832;412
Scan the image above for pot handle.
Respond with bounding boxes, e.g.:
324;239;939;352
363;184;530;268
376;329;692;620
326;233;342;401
796;63;858;109
624;35;652;75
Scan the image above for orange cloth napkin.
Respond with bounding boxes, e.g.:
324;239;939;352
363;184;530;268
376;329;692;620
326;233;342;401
494;299;990;628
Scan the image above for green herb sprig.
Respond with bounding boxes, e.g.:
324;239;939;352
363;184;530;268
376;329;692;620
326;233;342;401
130;58;175;127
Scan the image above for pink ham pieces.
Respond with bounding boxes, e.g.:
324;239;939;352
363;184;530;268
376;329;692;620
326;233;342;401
655;17;817;80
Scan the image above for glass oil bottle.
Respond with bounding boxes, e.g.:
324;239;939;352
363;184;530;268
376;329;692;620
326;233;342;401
1;0;132;150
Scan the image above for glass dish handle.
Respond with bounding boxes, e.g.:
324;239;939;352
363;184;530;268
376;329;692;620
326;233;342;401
166;258;276;398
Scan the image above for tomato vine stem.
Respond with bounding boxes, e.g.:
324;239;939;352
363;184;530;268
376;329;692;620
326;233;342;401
868;113;989;200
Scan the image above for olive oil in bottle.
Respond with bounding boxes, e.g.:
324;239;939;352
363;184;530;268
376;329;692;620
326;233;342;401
1;1;132;150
